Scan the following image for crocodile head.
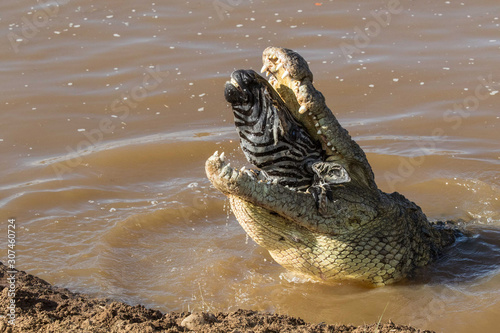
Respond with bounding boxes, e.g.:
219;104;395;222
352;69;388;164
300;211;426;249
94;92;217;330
206;47;455;286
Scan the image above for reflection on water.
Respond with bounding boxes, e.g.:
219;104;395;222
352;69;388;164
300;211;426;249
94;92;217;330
1;1;499;332
413;226;500;284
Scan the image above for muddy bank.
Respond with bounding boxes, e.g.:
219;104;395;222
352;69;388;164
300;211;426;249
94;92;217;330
0;263;433;332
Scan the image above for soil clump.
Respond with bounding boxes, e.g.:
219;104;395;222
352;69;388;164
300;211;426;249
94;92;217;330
0;263;433;332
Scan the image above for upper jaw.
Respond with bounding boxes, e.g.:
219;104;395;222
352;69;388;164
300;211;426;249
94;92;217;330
213;46;377;217
260;47;377;190
260;47;335;150
262;46;313;84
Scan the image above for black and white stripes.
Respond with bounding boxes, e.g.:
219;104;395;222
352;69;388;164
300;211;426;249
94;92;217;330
225;70;322;190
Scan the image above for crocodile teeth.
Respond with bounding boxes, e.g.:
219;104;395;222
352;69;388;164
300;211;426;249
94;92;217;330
230;169;239;181
281;70;290;79
260;64;268;73
247;169;259;179
220;152;225;162
317;130;322;135
315;122;320;127
298;105;307;114
327;142;332;147
275;62;283;71
265;178;278;185
220;163;232;178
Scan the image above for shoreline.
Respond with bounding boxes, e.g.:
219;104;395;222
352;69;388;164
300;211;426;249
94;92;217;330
0;262;434;332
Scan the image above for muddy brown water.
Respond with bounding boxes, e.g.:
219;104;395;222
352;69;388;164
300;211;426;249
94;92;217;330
1;1;499;332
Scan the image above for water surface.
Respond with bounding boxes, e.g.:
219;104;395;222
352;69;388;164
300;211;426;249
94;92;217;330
1;1;499;332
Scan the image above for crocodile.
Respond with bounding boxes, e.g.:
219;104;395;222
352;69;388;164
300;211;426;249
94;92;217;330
206;47;457;286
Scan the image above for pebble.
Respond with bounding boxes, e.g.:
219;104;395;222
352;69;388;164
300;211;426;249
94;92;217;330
180;312;216;331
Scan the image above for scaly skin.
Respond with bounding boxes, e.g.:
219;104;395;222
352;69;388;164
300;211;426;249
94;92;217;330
206;47;457;286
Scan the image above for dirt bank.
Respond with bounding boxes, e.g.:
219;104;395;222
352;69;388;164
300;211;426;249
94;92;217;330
0;263;433;332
